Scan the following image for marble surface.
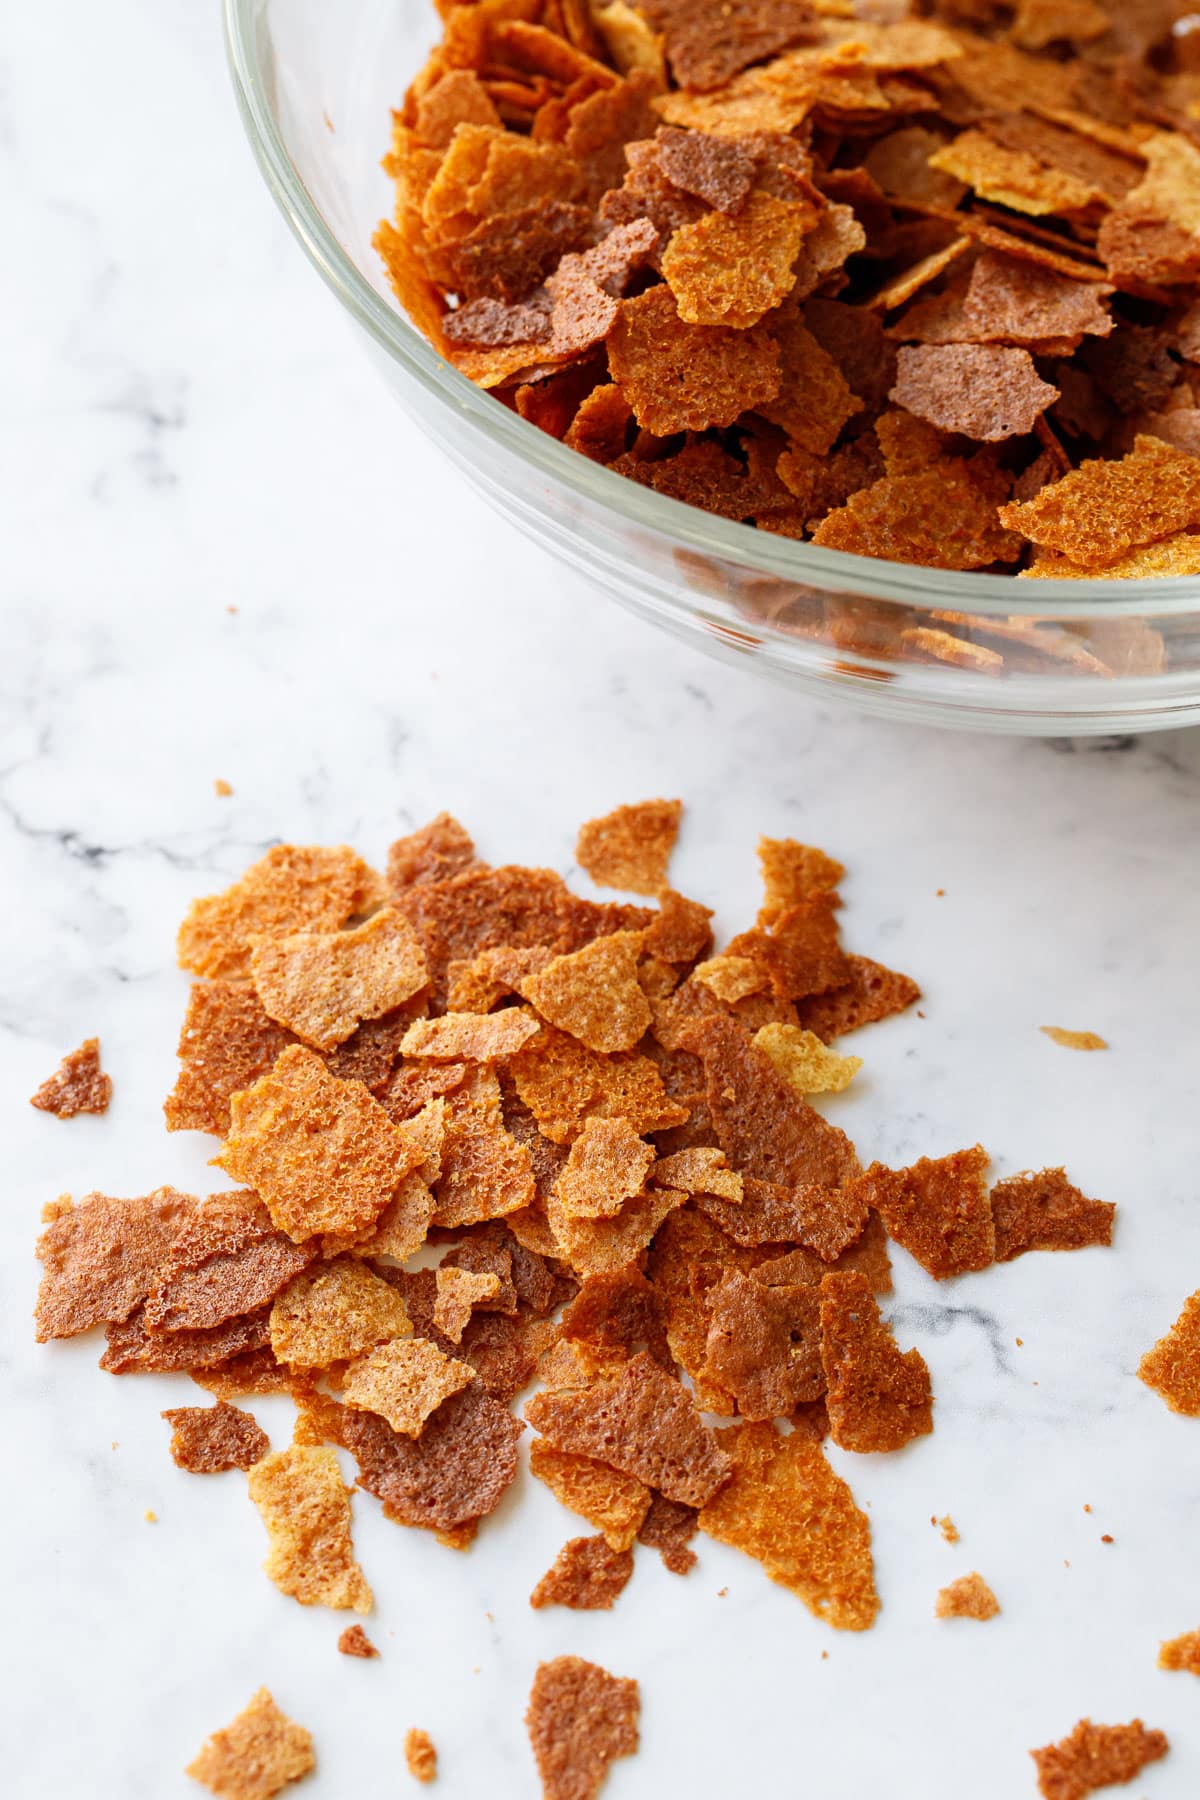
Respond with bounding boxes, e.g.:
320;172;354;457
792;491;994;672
6;4;1200;1796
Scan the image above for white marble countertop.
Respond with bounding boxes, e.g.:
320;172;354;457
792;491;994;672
5;5;1200;1797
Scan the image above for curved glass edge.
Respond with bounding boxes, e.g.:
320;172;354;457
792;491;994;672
223;0;1200;622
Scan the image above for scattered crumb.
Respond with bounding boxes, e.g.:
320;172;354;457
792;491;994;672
337;1625;379;1659
215;779;233;798
1016;1338;1024;1347
404;1728;437;1783
936;1571;999;1620
1039;1027;1108;1051
937;1515;960;1544
30;1038;112;1119
1083;1504;1092;1513
144;1509;157;1523
186;1688;314;1799
1101;1534;1114;1544
717;1586;728;1597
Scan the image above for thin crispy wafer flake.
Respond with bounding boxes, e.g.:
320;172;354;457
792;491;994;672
699;1422;878;1630
855;1146;994;1280
343;1336;474;1437
30;1037;111;1118
186;1689;314;1800
511;1024;687;1144
821;1272;932;1452
526;1657;639;1800
269;1260;411;1368
529;1438;651;1551
337;1624;378;1659
35;1187;193;1341
991;1168;1114;1261
576;798;681;896
1138;1291;1200;1417
401;1008;541;1060
434;1265;502;1343
249;908;427;1052
936;1572;999;1620
215;1046;423;1244
404;1729;437;1784
663;192;813;329
753;1023;861;1095
999;437;1200;567
1158;1631;1200;1674
432;1072;537;1227
523;932;651;1052
555;1116;656;1218
530;1534;634;1610
758;839;843;922
609;285;780;434
652;1146;743;1203
145;1191;315;1331
163;1401;268;1473
891;344;1059;442
1030;1719;1168;1800
178;845;376;981
247;1443;372;1612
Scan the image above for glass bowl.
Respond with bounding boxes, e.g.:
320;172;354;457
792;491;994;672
224;0;1200;733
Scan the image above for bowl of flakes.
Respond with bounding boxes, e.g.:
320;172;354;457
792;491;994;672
226;0;1200;732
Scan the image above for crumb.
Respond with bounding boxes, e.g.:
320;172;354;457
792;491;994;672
337;1624;379;1659
144;1509;157;1523
30;1038;111;1119
1039;1027;1108;1051
1101;1534;1114;1544
937;1515;960;1544
935;1571;999;1620
1083;1504;1091;1513
404;1728;437;1783
215;779;233;798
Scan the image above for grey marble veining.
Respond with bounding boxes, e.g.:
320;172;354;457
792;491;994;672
4;3;1200;1797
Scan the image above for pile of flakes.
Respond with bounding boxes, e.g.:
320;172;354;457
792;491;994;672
377;0;1200;593
36;799;1174;1800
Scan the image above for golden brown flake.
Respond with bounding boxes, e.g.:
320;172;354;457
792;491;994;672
1138;1291;1200;1417
699;1421;878;1630
400;1007;541;1060
431;1070;538;1227
178;845;376;981
704;1269;823;1420
522;931;651;1052
510;1023;688;1144
663;192;815;329
795;955;920;1042
526;1657;639;1800
186;1689;315;1800
337;1624;379;1659
938;1514;960;1544
637;1491;699;1574
1040;1026;1108;1051
269;1259;411;1369
554;1116;656;1219
1030;1719;1168;1800
162;1401;268;1473
144;1190;315;1332
753;1023;862;1095
1158;1630;1200;1674
387;813;479;890
530;1533;635;1610
820;1271;933;1452
404;1728;437;1784
576;798;681;896
853;1146;995;1280
342;1336;475;1437
757;839;844;923
609;285;781;433
651;1145;743;1203
249;908;428;1051
528;1438;652;1551
248;1443;372;1612
693;954;770;1004
165;981;295;1137
215;1045;424;1244
30;1037;111;1118
35;1187;193;1341
935;1571;999;1620
1000;436;1200;566
991;1167;1114;1261
433;1265;503;1343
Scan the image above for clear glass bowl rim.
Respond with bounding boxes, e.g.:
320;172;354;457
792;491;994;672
223;0;1200;622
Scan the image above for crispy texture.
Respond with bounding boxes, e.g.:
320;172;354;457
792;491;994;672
609;285;780;433
145;1191;315;1332
656;127;755;212
401;1007;541;1059
652;1146;743;1203
1030;1720;1168;1800
704;1270;823;1420
337;1624;379;1659
35;1187;193;1341
684;1014;860;1192
795;955;920;1042
249;908;428;1051
695;1175;867;1261
554;1116;656;1218
636;1491;698;1574
433;1265;503;1342
526;1657;640;1800
1158;1630;1200;1674
269;1260;411;1369
757;839;844;923
935;1572;999;1620
30;1037;111;1118
812;447;1022;571
694;954;770;1004
752;1023;861;1095
165;981;295;1136
342;1336;475;1437
248;1444;373;1612
186;1689;314;1800
891;343;1059;442
216;1046;424;1244
101;1303;272;1375
999;437;1200;566
546;1182;687;1276
529;1437;652;1550
1138;1291;1200;1417
663;192;814;329
523;931;652;1053
337;1381;523;1531
511;1023;688;1144
1040;1026;1108;1050
990;1168;1115;1261
527;1351;732;1506
432;1071;538;1227
178;845;375;981
854;1147;995;1280
404;1729;437;1784
576;798;681;896
388;812;478;890
162;1401;268;1473
820;1271;933;1452
530;1533;635;1610
763;311;863;457
699;1422;878;1630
